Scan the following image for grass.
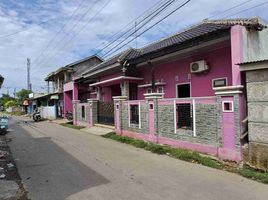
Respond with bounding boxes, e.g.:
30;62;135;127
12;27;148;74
102;132;268;184
60;122;85;130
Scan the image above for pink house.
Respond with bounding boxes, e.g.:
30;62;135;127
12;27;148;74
70;18;267;162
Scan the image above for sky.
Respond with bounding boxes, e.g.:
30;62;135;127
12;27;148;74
0;0;267;95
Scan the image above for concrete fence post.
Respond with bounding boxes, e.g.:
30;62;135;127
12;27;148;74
87;99;98;127
72;100;80;125
113;96;128;135
214;85;244;162
144;93;164;143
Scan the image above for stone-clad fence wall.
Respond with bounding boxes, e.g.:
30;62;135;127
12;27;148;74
114;92;244;162
72;89;244;162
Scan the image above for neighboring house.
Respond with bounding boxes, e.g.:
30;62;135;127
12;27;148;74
239;59;268;170
0;75;4;88
70;17;267;162
63;55;103;117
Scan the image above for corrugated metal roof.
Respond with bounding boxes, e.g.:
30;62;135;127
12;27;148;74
238;59;268;65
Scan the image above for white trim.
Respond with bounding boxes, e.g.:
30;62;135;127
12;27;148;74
89;76;144;87
159;96;216;101
157;86;164;93
175;82;192;98
138;82;166;88
147;88;152;94
173;100;177;134
212;77;228;88
192;99;196;137
138;102;141;129
128;102;130;127
222;101;234;112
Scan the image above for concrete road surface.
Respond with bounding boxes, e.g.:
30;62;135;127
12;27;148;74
7;116;268;200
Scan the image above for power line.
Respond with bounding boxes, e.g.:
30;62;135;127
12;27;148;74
95;0;176;55
94;0;167;52
103;0;191;58
208;0;254;19
37;0;111;68
32;0;88;65
34;0;101;68
223;1;268;18
100;0;181;57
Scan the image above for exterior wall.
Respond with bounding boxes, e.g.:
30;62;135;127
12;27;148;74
76;103;90;126
64;91;73;115
241;20;268;63
137;47;232;99
40;106;57;120
245;68;268;169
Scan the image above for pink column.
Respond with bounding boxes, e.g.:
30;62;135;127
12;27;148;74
231;25;244;86
73;83;79;101
148;101;155;142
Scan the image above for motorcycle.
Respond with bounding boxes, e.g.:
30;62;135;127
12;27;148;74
33;109;41;122
65;111;73;121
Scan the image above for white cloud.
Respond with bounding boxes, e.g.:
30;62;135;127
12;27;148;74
0;0;267;94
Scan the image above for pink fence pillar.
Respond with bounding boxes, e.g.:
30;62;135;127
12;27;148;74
144;93;164;143
73;83;79;101
214;86;244;162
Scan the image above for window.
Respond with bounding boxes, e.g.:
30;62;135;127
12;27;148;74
212;78;227;88
147;88;152;94
157;86;164;93
130;105;139;124
176;103;192;130
81;105;85;119
176;83;191;98
222;101;233;112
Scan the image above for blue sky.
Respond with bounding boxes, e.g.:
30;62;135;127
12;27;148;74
0;0;267;95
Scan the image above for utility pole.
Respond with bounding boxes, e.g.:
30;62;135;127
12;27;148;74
27;58;31;91
13;88;16;98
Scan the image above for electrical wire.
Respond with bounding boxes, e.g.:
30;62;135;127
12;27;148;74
103;0;191;58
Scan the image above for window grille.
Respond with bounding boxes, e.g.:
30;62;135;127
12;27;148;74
176;103;192;130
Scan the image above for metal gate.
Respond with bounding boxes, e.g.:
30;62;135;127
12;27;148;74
98;101;115;125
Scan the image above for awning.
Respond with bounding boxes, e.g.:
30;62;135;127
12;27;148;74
89;76;143;87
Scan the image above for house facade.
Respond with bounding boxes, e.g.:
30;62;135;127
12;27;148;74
40;17;267;164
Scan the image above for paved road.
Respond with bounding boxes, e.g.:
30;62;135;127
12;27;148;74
7;116;268;200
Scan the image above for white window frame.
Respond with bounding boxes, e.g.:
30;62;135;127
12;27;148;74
222;101;234;113
212;77;228;89
175;82;192;98
157;86;164;93
147;88;152;94
129;103;141;128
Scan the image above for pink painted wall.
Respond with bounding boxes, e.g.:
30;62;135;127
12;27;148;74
64;82;73;92
102;87;112;102
137;47;232;100
230;25;243;86
64;91;73;116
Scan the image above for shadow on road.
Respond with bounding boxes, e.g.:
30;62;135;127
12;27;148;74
7;119;109;200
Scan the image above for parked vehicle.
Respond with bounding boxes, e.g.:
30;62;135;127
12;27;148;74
0;116;8;135
33;109;41;122
66;111;73;121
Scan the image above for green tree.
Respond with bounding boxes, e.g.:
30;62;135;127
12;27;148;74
0;94;15;107
16;89;31;104
4;100;17;107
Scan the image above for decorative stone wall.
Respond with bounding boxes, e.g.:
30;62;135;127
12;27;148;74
121;103;148;134
245;68;268;169
156;103;219;146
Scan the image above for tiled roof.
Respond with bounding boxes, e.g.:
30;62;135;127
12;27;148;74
83;17;266;77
